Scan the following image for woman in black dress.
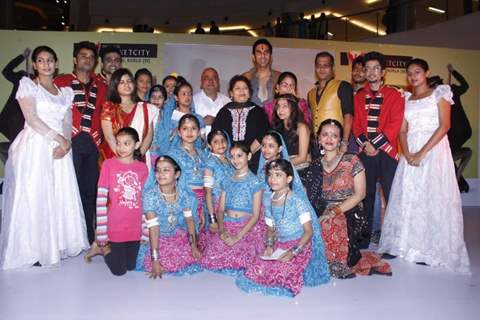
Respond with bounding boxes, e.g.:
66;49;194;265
212;75;269;172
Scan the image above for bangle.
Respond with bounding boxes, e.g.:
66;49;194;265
188;233;195;246
266;237;275;247
145;216;159;228
341;140;348;146
329;205;342;215
291;245;303;256
208;213;217;224
151;248;160;261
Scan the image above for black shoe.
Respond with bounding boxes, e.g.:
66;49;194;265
381;253;397;260
33;261;42;267
459;180;469;193
416;262;428;266
369;268;393;277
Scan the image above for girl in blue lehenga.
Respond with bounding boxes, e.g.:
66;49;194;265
236;159;330;296
203;129;234;234
167;114;209;247
135;155;202;278
152;81;205;157
200;142;265;275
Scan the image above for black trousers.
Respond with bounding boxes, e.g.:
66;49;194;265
359;151;397;248
72;132;99;244
104;241;140;276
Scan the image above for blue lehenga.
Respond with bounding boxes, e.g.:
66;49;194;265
235;189;330;297
135;155;203;276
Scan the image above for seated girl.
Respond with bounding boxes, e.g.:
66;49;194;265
135;155;202;278
200;142;264;275
236;159;330;296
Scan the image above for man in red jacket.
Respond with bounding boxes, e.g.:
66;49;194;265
54;41;107;244
353;51;404;249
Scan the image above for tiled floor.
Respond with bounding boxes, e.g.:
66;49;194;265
0;207;478;320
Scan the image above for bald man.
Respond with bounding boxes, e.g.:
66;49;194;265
193;67;231;135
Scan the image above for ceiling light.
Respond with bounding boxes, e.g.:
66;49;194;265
427;7;446;14
366;0;382;4
97;27;132;33
96;27;162;33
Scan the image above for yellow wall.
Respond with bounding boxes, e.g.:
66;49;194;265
0;30;479;177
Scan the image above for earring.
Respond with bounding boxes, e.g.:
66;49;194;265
320;147;325;155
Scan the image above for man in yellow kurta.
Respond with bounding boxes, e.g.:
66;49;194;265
307;52;354;153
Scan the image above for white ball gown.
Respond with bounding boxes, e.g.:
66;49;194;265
0;77;89;270
378;85;470;274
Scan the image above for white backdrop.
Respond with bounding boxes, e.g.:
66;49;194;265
163;43;332;99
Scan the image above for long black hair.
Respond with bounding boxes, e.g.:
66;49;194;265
107;68;138;103
31;46;58;76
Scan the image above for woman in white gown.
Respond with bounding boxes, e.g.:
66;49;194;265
0;46;88;270
378;58;470;274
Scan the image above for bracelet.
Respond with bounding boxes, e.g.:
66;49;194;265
208;213;217;224
151;248;160;261
266;237;275;247
291;245;303;256
188;233;195;246
329;205;342;215
145;216;159;228
341;140;349;146
204;175;214;188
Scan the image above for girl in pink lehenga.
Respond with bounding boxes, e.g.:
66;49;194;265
200;142;265;275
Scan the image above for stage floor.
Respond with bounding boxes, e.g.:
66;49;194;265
0;207;479;320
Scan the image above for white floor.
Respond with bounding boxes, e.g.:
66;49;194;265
0;207;479;320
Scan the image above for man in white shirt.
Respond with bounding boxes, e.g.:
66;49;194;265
193;67;231;135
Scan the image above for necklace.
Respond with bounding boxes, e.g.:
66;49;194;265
160;187;178;231
183;145;200;173
321;152;342;168
271;189;289;228
271;188;289;202
160;191;176;197
234;171;248;179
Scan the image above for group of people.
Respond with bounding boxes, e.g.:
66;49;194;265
0;38;471;297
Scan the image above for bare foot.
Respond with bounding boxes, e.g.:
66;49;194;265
84;242;103;263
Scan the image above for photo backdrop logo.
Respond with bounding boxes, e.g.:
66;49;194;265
74;43;158;63
341;51;412;73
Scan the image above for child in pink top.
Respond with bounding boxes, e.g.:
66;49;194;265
85;127;148;276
